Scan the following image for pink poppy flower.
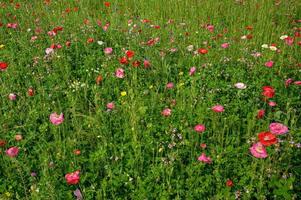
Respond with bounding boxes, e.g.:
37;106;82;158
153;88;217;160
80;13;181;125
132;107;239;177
249;142;268;158
6;146;19;157
189;67;196;76
285;78;293;87
269;123;289;135
194;124;206;133
7;23;18;29
206;25;214;32
265;61;274;68
106;102;115;110
115;68;125;78
166;82;174;89
294;81;301;85
143;60;151;68
284;37;294;46
161;108;171;117
65;170;80;185
104;47;113;55
49;112;64;125
198;153;212;163
268;101;277;107
221;43;229;49
211;105;224;113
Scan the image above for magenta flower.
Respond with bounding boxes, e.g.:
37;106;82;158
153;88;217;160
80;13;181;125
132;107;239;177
198;153;212;164
269;123;289;135
115;68;125;78
265;60;274;68
194;124;206;133
249;142;268;158
49;112;64;125
211;105;224;113
6;146;19;158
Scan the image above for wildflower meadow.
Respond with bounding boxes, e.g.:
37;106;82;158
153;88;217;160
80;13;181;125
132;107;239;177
0;0;301;199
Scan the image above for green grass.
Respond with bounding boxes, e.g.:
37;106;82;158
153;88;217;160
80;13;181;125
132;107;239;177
0;0;301;199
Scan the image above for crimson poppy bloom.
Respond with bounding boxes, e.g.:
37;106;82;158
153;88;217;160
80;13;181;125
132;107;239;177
258;132;277;146
126;50;135;59
0;62;8;71
104;2;111;7
119;57;128;65
257;109;265;119
198;48;208;54
226;179;233;187
262;86;275;98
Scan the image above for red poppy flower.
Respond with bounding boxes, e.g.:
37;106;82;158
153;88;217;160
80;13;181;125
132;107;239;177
226;179;233;187
87;38;94;43
262;86;275;98
119;57;128;65
0;139;6;147
126;50;135;59
96;75;103;85
132;60;140;67
198;48;208;54
104;2;111;7
258;132;277;146
0;62;8;71
28;88;35;96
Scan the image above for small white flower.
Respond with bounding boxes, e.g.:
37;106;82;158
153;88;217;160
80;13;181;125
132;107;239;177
97;41;104;45
261;44;269;48
186;45;194;51
269;46;277;51
280;35;288;40
234;82;247;89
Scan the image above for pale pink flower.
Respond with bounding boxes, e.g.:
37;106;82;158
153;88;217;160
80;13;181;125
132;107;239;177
6;146;19;157
47;30;56;37
49;112;64;125
115;68;125;78
221;43;229;49
104;47;113;55
189;67;196;76
265;61;274;68
234;82;246;89
249;142;268;158
161;108;171;117
211;105;224;113
106;102;115;110
8;93;17;101
45;48;54;55
198;153;212;163
194;124;206;133
269;123;289;135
